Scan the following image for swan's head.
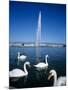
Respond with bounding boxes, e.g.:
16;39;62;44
48;70;56;80
46;54;48;58
45;55;48;59
18;52;20;55
25;62;31;67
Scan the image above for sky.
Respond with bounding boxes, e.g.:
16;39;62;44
9;1;66;44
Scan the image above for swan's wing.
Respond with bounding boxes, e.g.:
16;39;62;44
57;76;66;86
19;55;27;60
34;63;47;68
9;69;25;77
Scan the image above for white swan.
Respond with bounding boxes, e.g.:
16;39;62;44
17;52;27;64
9;62;30;78
48;70;66;86
34;55;48;69
18;52;27;60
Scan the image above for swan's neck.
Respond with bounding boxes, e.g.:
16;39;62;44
53;72;57;86
17;53;20;65
18;53;20;58
24;63;28;75
45;56;48;64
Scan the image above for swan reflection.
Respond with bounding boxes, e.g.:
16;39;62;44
35;69;48;81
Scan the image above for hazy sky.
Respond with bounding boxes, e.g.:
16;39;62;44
9;1;66;44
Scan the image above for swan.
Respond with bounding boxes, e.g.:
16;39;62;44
9;62;30;78
18;52;27;60
48;70;66;86
17;52;27;64
34;55;48;69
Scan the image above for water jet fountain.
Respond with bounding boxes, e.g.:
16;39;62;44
36;11;41;63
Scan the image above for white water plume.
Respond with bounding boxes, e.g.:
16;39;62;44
36;11;41;47
36;11;41;63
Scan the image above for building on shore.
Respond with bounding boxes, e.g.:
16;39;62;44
9;42;66;48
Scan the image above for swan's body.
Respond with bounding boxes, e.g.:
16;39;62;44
18;52;27;61
48;70;66;86
9;62;30;78
34;55;48;69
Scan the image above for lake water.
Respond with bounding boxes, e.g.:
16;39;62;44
9;47;66;88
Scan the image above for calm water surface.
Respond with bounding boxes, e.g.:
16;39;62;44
9;47;66;88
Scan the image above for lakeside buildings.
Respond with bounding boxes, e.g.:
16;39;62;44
9;42;66;47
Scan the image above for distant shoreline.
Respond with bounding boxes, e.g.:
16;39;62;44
9;42;66;48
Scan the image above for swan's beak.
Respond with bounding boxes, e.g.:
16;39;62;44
48;72;53;80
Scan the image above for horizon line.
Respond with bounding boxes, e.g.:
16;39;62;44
9;41;66;45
